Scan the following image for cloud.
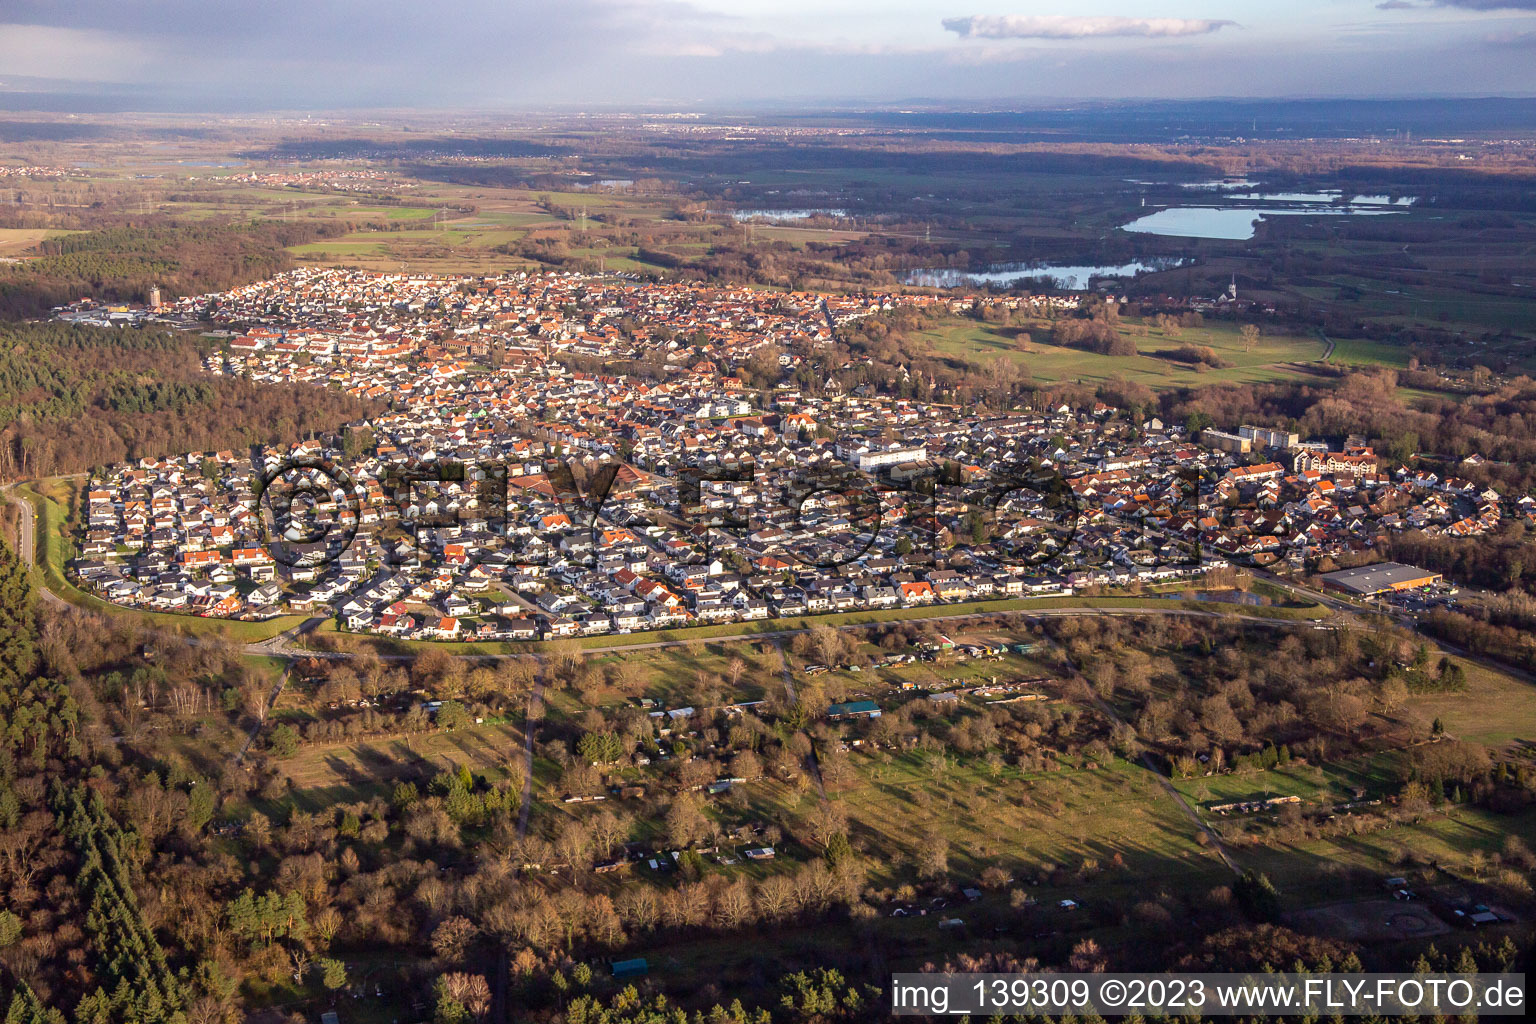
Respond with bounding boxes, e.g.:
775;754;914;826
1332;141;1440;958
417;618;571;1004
0;1;740;106
0;1;1530;109
943;15;1238;40
1485;28;1536;42
1439;1;1536;8
1380;1;1536;9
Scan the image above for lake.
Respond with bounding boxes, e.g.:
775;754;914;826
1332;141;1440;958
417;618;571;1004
900;258;1189;290
1225;190;1416;207
1121;205;1407;240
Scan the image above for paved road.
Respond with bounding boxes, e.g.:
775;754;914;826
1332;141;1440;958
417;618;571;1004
18;466;1517;713
1317;328;1336;362
2;484;36;564
3;482;72;609
248;615;331;655
1251;565;1536;691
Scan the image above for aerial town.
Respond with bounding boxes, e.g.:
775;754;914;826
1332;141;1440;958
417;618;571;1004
6;2;1536;1018
5;77;1536;1024
55;268;1495;641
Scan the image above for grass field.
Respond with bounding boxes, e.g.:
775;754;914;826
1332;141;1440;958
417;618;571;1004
1310;274;1536;338
1405;657;1536;748
1235;805;1536;905
825;752;1224;884
271;720;526;811
917;313;1435;391
917;316;1342;389
582;643;779;706
1327;336;1413;368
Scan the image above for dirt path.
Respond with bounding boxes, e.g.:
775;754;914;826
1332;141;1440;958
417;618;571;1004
1058;625;1240;875
773;637;828;801
517;659;546;838
234;666;289;763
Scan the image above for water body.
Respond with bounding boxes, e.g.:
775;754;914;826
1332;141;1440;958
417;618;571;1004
901;258;1189;291
731;208;848;222
1122;205;1407;240
1179;179;1259;190
1225;191;1416;207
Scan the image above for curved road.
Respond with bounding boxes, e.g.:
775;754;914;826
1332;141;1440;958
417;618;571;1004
2;483;70;610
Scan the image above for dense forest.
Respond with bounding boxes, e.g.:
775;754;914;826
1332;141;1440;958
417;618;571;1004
0;221;346;317
0;322;378;480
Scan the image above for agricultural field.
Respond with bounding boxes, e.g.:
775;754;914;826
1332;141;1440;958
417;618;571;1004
0;226;75;257
6;109;1536;1024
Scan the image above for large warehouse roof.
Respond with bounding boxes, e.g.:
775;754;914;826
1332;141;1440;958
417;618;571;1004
1319;562;1442;596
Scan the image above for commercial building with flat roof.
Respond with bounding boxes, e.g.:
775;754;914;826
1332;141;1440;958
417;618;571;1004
1319;562;1442;596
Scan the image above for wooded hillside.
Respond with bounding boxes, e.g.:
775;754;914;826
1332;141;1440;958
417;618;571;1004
0;322;378;480
0;220;345;318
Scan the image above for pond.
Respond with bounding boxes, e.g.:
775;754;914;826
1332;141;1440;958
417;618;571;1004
900;257;1189;290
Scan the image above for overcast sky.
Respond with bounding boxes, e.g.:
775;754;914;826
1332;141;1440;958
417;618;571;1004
1;1;1534;109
